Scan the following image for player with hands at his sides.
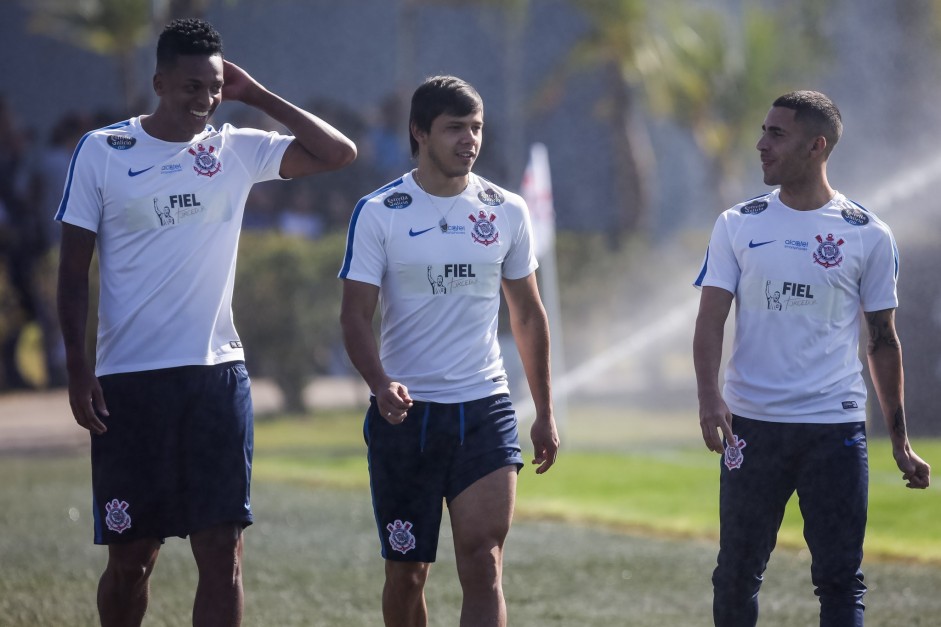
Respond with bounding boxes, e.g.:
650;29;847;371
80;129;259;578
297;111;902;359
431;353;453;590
694;90;929;627
340;75;559;627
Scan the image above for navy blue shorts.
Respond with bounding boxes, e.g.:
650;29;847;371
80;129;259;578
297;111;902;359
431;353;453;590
91;361;254;544
364;393;524;562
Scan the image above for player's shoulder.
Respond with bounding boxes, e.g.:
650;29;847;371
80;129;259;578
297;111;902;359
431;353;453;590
830;193;892;234
727;191;776;218
357;175;411;213
471;173;525;211
79;119;138;153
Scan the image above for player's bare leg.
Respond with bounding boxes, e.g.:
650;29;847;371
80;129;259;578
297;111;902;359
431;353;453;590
449;466;517;627
97;538;161;627
190;524;244;627
383;560;431;626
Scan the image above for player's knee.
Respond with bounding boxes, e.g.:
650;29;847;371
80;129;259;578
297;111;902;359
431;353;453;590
385;561;430;593
106;547;158;586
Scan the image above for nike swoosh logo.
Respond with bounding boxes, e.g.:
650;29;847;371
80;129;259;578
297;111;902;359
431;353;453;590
748;239;776;248
844;436;865;447
127;166;155;177
409;226;435;237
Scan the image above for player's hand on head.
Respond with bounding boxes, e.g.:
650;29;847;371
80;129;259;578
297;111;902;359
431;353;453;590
221;60;263;104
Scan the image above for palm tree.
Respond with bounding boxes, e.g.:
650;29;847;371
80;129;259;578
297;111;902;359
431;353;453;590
535;0;658;244
639;1;835;208
22;0;217;113
542;0;835;237
23;0;154;114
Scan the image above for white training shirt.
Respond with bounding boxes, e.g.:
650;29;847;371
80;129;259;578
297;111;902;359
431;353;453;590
56;117;293;376
694;189;899;423
339;171;538;403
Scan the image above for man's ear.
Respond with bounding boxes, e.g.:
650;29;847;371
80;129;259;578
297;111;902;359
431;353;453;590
152;72;163;96
410;121;425;147
809;135;827;157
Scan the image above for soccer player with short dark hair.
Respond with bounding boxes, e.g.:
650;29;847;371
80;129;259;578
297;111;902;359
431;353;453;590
56;17;356;627
694;90;930;626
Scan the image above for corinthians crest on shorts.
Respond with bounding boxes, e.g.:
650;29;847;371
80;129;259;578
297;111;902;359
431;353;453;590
724;435;747;471
386;519;417;554
468;210;499;246
189;143;222;177
105;498;132;533
813;233;844;269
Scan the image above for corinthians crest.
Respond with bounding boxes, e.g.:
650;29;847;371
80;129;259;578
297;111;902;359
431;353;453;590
468;210;499;246
724;435;747;471
813;233;844;269
105;498;132;534
188;143;222;177
386;519;416;554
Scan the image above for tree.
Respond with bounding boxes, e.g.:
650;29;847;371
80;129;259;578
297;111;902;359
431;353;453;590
23;0;153;113
21;0;218;113
542;0;836;237
639;1;835;208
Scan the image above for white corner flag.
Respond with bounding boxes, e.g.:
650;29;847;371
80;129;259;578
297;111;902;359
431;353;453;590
521;142;555;260
519;143;566;430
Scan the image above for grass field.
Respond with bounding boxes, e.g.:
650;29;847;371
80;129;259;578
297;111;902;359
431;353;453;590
2;408;940;626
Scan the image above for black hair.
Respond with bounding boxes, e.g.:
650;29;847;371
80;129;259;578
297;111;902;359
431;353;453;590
408;76;483;157
156;18;223;70
772;90;843;156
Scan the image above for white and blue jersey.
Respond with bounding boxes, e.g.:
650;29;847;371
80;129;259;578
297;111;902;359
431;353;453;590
694;189;899;424
56;117;293;376
339;171;538;403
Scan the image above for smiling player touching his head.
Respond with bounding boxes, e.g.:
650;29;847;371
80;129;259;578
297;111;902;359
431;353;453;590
56;17;355;627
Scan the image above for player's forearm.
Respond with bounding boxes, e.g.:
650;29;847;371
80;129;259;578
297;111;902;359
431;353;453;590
693;321;724;403
868;346;908;446
865;308;910;448
57;225;96;372
511;309;553;417
57;275;91;372
249;89;356;170
340;315;389;395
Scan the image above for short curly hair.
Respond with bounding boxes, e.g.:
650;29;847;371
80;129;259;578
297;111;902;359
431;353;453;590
156;18;223;70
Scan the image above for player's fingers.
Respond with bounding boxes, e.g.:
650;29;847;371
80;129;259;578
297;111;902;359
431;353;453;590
701;424;722;453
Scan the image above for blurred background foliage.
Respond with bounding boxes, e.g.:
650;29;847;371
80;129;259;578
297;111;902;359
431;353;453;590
3;0;941;434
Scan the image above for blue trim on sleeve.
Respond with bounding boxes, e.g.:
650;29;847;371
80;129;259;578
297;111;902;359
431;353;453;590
339;177;403;279
693;246;710;287
55;120;132;221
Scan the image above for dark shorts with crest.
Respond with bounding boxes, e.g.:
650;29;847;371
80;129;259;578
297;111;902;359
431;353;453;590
91;361;254;545
364;393;524;563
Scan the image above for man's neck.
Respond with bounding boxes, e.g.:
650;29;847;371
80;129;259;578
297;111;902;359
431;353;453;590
778;180;836;212
413;166;469;197
139;113;202;143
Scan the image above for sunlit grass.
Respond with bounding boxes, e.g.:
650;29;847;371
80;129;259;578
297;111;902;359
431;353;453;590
253;411;941;563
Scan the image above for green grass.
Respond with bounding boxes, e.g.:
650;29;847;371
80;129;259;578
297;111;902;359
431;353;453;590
3;451;941;626
2;409;939;625
254;410;941;563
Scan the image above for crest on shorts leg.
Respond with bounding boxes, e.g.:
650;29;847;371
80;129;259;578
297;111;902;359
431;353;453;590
386;519;416;554
724;435;747;471
105;498;132;534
